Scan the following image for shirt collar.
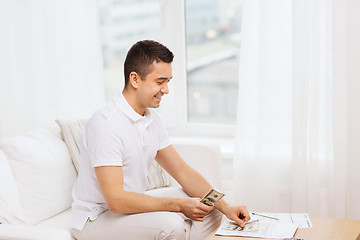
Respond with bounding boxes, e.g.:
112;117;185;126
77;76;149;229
115;93;152;123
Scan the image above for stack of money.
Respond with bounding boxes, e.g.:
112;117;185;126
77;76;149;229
200;189;225;206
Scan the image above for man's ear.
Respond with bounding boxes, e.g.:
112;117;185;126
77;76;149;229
129;72;140;89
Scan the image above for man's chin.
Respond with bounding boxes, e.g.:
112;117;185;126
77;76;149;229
149;102;161;109
151;98;161;108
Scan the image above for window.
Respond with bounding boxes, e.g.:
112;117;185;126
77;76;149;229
99;0;162;101
185;0;243;124
98;0;242;137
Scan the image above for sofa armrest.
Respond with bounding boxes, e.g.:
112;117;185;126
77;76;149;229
171;143;222;190
0;224;73;240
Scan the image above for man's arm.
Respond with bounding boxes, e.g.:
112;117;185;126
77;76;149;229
155;145;250;227
155;145;213;199
94;165;213;221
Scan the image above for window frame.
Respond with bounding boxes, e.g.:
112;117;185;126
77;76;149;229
159;0;237;138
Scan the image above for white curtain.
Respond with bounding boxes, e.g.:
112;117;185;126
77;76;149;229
234;0;360;220
0;0;105;138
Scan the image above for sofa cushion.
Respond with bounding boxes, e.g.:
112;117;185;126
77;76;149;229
35;207;72;232
145;159;171;190
0;224;73;240
0;150;24;224
0;127;77;225
55;119;86;172
55;119;171;191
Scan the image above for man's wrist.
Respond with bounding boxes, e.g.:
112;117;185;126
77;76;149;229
215;199;229;215
164;198;182;213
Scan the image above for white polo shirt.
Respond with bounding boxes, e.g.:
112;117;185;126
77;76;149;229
71;93;171;230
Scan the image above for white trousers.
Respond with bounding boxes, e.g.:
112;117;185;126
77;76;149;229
72;187;222;240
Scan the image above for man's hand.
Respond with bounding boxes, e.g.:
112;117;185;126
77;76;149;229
179;198;214;222
223;205;250;228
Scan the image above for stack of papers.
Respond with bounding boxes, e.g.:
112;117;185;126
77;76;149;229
215;213;312;239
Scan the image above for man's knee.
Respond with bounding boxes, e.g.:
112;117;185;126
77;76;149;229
206;209;223;226
159;213;186;240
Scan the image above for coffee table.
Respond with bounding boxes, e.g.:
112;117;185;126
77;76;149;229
205;216;360;240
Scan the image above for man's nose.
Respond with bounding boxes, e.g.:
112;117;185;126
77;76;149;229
161;83;169;94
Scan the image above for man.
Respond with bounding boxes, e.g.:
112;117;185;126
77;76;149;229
72;40;250;240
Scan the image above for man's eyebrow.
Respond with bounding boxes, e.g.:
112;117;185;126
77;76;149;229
157;76;173;81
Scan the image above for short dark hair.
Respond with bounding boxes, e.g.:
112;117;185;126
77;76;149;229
124;40;174;87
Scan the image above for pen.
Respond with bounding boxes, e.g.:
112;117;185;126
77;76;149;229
252;212;279;220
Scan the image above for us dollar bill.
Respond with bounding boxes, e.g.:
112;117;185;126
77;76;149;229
241;220;260;232
200;189;225;206
221;220;260;232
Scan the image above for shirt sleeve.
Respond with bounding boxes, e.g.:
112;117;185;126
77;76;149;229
84;117;124;168
152;111;171;150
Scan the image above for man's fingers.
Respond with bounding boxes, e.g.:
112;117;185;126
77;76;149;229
239;213;250;222
198;201;214;212
193;216;205;222
198;206;213;214
193;209;210;218
236;219;245;228
242;209;250;222
238;206;250;222
236;210;250;227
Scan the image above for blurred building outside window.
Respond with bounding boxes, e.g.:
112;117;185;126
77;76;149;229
185;0;242;125
99;0;242;127
99;0;162;101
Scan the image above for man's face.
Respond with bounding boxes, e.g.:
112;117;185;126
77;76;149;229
136;61;172;110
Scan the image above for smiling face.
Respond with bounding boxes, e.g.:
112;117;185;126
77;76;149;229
125;60;172;115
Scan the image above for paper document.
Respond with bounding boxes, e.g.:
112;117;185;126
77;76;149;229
216;219;298;239
215;213;312;239
251;213;312;228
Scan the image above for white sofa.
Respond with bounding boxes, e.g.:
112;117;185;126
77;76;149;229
0;125;221;240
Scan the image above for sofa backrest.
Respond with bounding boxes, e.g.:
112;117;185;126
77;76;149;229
0;127;77;225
